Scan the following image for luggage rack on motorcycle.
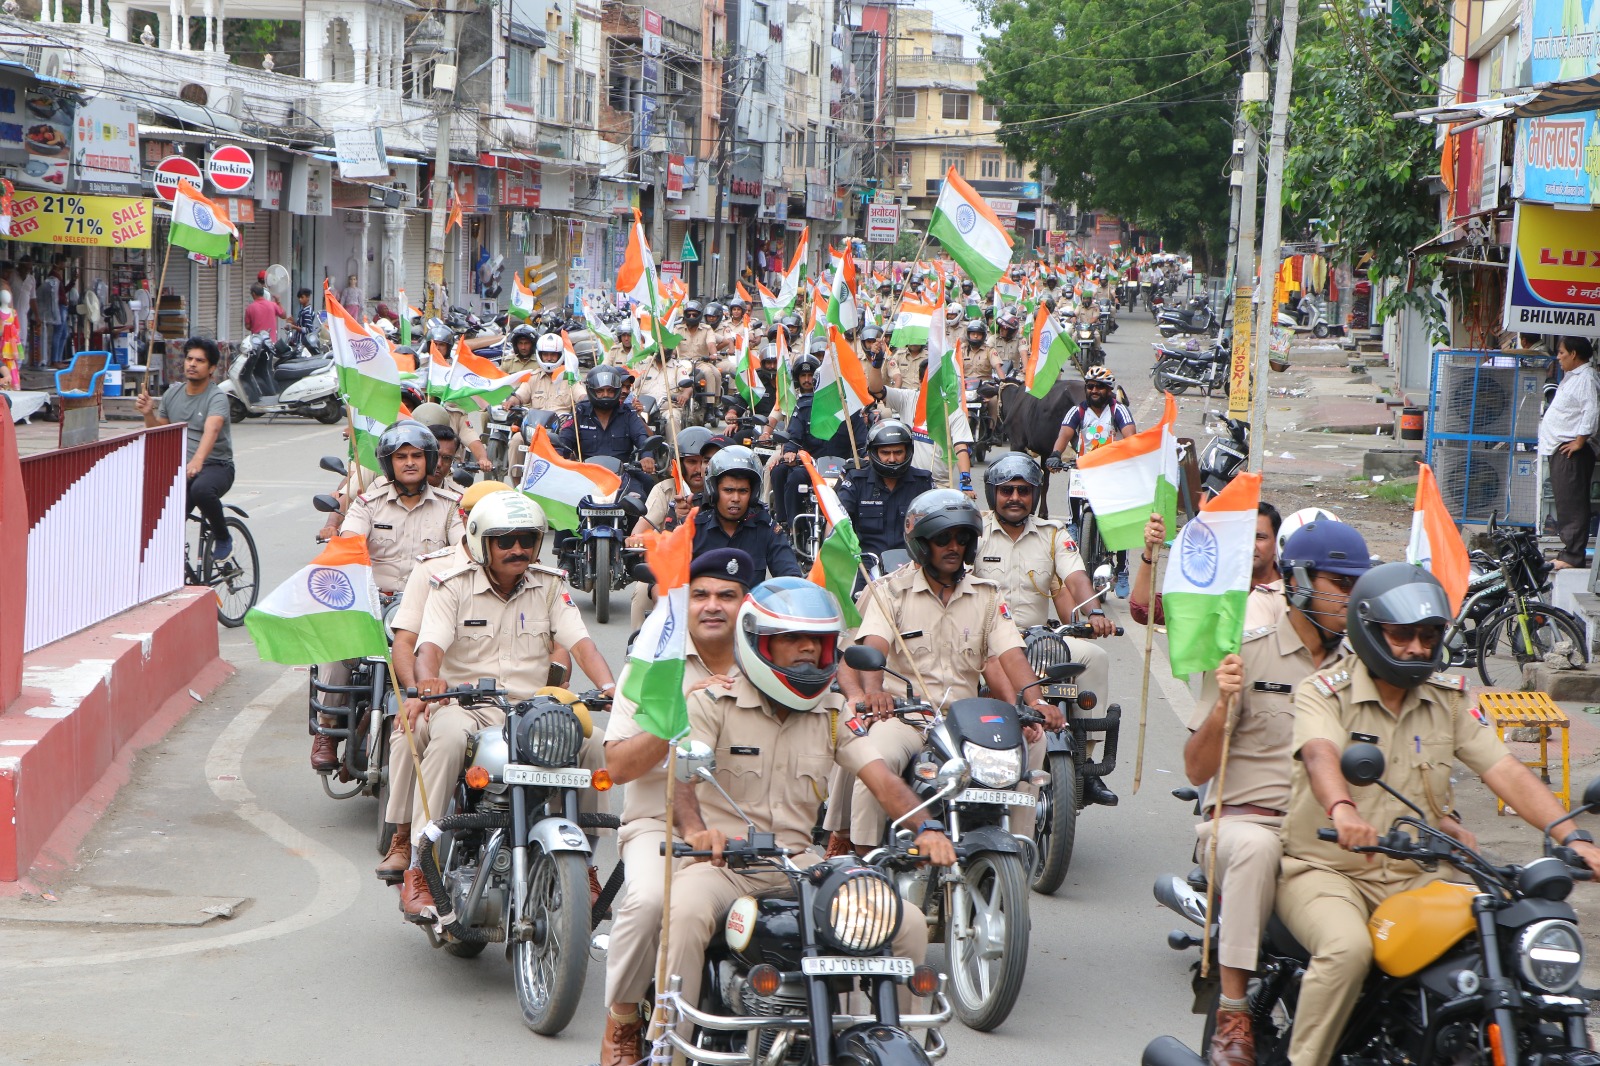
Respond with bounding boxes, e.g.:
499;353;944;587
658;974;954;1066
307;666;383;799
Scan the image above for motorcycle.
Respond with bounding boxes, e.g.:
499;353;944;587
841;643;1066;1032
1146;742;1600;1066
552;443;661;624
411;680;614;1034
1097;298;1118;337
220;329;343;424
1153;339;1230;398
1198;411;1249;499
790;453;849;572
1276;294;1332;339
483;406;517;483
1158;296;1218;339
662;740;957;1066
1074;322;1104;371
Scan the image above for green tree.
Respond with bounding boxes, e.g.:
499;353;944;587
978;0;1249;266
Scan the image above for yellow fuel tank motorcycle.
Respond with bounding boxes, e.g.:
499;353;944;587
1146;743;1600;1066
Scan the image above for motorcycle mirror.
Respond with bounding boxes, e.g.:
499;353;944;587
453;467;476;488
1340;742;1386;787
312;493;343;514
1093;563;1115;598
619;493;648;519
934;758;971;799
319;455;348;476
677;377;696;390
842;644;887;672
631;561;656;584
674;740;715;783
641;434;666;454
1583;777;1600;812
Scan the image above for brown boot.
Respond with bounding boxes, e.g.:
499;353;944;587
1209;1008;1254;1066
400;868;435;921
376;825;411;883
310;734;340;772
824;831;853;858
599;1008;645;1066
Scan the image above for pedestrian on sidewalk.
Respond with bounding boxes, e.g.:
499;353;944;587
1539;335;1599;571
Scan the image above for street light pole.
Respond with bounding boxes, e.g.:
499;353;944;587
423;5;464;319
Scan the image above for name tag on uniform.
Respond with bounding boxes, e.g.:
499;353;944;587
729;745;760;756
1253;682;1293;693
374;523;394;530
900;630;923;640
982;556;1003;563
463;619;488;627
1350;731;1379;744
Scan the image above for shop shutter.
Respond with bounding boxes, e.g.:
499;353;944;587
404;212;428;306
193;255;218;340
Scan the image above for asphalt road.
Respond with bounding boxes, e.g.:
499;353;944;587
1;309;1214;1065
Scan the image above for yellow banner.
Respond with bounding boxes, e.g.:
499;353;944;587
1227;288;1253;418
7;192;153;248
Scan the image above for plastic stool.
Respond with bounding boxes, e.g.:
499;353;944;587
1479;690;1571;812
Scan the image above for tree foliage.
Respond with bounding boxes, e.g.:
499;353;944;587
977;0;1249;265
1284;0;1448;328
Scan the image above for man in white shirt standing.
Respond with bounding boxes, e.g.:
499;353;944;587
1540;336;1599;570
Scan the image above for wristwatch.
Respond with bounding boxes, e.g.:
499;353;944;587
914;819;947;837
1562;828;1594;846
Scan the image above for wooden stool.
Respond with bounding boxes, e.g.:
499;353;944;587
1478;691;1571;813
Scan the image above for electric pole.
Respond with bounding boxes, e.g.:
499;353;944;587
1247;0;1302;472
423;4;465;319
1225;0;1268;422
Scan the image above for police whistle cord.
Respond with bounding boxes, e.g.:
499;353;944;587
1200;690;1239;980
418;815;510;943
1133;543;1164;795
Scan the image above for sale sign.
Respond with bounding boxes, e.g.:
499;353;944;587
6;192;152;247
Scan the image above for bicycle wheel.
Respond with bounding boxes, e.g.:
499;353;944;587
1476;604;1590;690
212;517;261;627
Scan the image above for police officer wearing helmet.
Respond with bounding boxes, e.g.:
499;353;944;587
780;312;803;346
973;453;1116;809
836;420;933;562
677;298;718;369
504;332;580;475
833;489;1062;851
402;491;616;919
991;309;1024;370
692;446;801;585
1183;520;1370;1066
556;364;656;478
1277;562;1600;1066
858;323;899;387
663;578;954;1040
624;425;717;626
499;323;542;375
772;352;868;526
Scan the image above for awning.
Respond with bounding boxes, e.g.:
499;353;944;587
138;96;244;135
139;124;277;148
1395;74;1600;133
479;150;540;169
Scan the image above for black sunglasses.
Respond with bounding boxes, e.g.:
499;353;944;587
995;484;1034;497
493;532;539;550
929;529;976;548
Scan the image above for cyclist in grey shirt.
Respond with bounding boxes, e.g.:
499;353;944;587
135;337;237;558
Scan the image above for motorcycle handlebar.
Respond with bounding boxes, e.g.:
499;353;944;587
664;841;793;861
1057;622;1125;638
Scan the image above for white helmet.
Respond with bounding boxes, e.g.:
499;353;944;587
1277;506;1342;559
465;491;547;564
535;332;565;370
735;578;844;712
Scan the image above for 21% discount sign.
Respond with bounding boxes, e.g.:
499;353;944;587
7;192;153;248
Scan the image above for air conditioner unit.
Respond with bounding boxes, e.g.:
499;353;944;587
211;90;239;117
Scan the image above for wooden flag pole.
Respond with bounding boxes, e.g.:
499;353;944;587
1199;691;1238;979
647;736;682;1046
1133;541;1165;795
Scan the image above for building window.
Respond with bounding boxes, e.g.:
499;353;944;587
811;43;822;76
572;70;596;126
507;45;533;108
980;153;1000;178
894;88;916;119
939;151;965;176
982;99;998;122
806;122;818;167
541;59;565;121
942;92;969;121
912;46;923;57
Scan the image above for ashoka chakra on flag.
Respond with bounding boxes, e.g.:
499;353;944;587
193;204;218;231
307;566;356;610
955;204;976;233
348;336;381;363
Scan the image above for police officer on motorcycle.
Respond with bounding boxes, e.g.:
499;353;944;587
555;364;657;485
772;351;867;527
691;446;802;586
835;420;933;564
498;323;542;375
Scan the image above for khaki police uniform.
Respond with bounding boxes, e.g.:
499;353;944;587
444;402;484;450
844;565;1024;845
340;480;464;593
1276;655;1508;1066
881;385;971;486
990;332;1024;371
961;340;1003;383
411;561;599;846
602;642;725;1007
383;542;471;827
676;323;718;365
500;348;543;376
1187;589;1317;974
664;674;929;1033
509;368;579;473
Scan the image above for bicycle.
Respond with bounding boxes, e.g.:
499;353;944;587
186;506;261;627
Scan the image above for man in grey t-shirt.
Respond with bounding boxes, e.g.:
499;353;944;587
135;337;237;558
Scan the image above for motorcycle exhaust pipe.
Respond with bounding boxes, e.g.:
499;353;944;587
1142;1036;1207;1066
1160;372;1205;387
1152;874;1207;926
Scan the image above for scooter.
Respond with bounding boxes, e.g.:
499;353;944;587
1276;294;1333;338
220;330;343;424
1157;296;1218;339
1197;411;1249;499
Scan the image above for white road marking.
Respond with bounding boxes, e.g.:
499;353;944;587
0;669;362;969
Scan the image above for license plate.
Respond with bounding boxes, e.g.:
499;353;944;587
581;508;627;518
957;788;1037;808
502;765;592;788
1067;471;1088;498
1041;683;1079;701
800;956;914;977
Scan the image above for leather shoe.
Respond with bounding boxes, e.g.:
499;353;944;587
824;831;854;858
600;1008;646;1066
376;825;411;883
400;867;435;921
310;734;340;772
1209;1008;1254;1066
589;864;604;908
1083;775;1119;807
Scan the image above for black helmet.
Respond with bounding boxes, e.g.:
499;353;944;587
765;322;781;342
965;321;988;342
509;323;537;350
1044;274;1060;288
984;453;1042;514
585;364;628;411
683;299;705;325
704;301;725;325
791;354;822;383
759;342;780;366
859;324;884;344
807;336;829;357
1346;563;1449;688
427;324;454;349
866;419;914;479
376;419;441;487
960;279;974;294
781;313;803;337
673;425;714;461
904;489;982;569
707;444;763;490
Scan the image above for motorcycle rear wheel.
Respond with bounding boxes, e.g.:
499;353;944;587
1154;358;1190;395
513;848;591;1034
592;538;612;624
946;851;1029;1031
314;398;345;424
1031;751;1077;896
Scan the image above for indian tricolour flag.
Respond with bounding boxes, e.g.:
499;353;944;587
324;283;399;471
828;243;859;333
733;328;764;408
779;224;810;307
581;295;617;349
757;280;791;325
244;536;388;664
928;167;1012;296
1162;473;1261;677
1025;303;1078;397
170;178;239;259
509;272;537;321
1075;393;1179;551
810;324;871;439
558;331;582;384
520;424;623;531
620;510;697;739
774;329;799;416
916;305;960;471
436;342;533;406
616;207;660;311
891;292;937;348
800;452;863;627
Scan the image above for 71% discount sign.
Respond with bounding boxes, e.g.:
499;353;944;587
8;192;152;247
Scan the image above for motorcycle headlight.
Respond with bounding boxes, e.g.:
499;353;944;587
962;741;1022;789
1516;919;1584;993
512;699;584;768
381;595;403;643
813;865;902;954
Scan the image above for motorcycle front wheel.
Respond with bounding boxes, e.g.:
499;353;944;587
946;850;1029;1031
1154;358;1190;395
1031;751;1077;896
592;538;612;624
513;848;591;1034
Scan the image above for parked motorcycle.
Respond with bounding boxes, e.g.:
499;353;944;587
1153;340;1230;398
412;681;613;1034
1146;742;1600;1066
1197;411;1249;499
1158;296;1218;339
841;643;1065;1032
552;445;660;624
220;330;343;424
